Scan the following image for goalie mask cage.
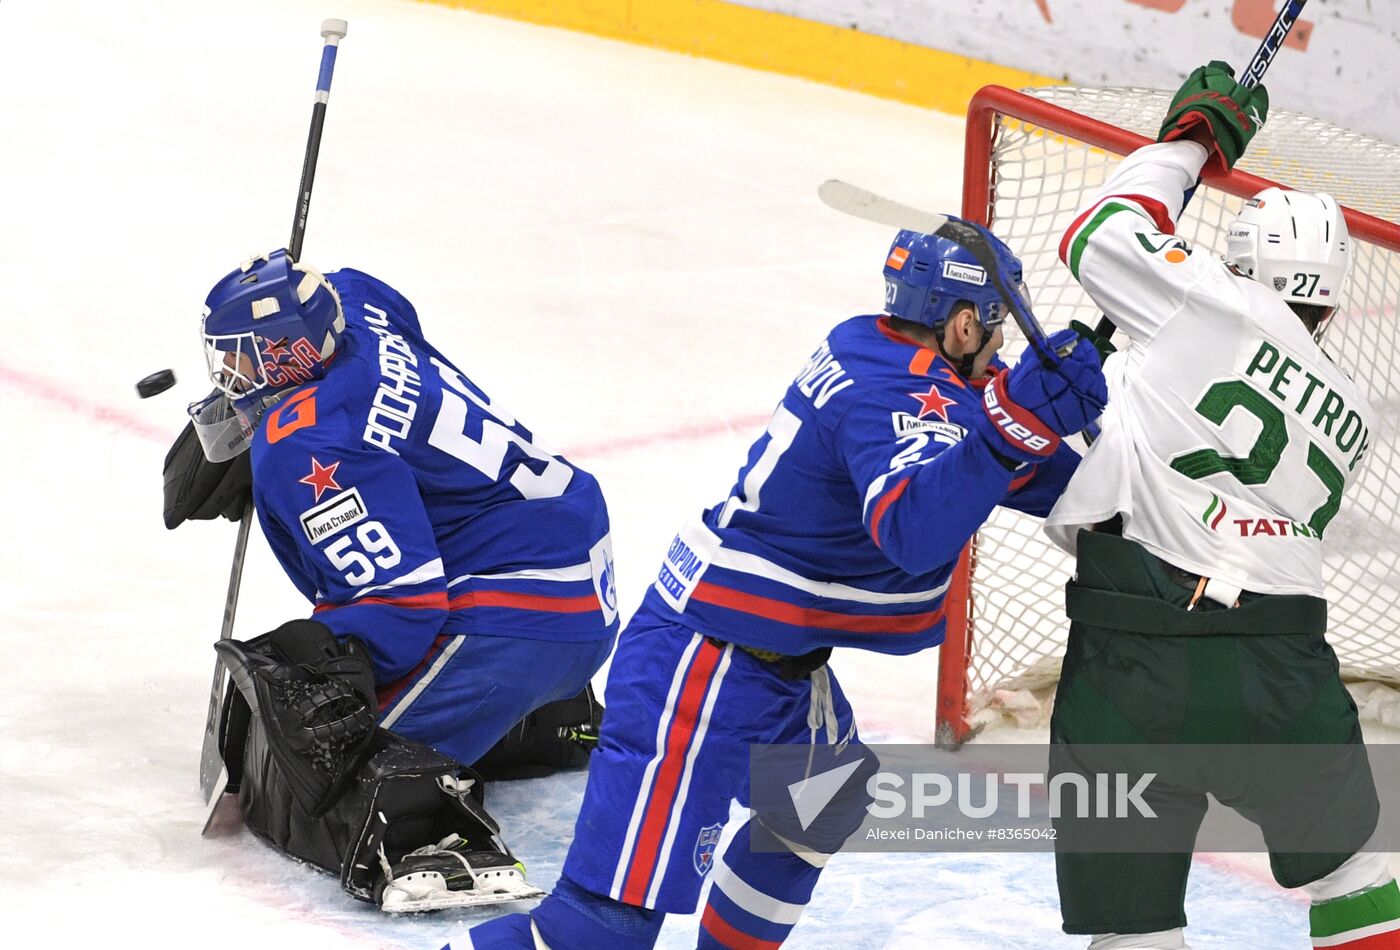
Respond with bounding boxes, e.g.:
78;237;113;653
936;85;1400;746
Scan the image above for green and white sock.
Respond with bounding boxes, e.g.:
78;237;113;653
1311;879;1400;948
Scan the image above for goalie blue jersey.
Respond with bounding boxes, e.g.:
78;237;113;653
643;315;1079;657
249;269;618;685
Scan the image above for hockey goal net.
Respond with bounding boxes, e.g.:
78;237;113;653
936;85;1400;746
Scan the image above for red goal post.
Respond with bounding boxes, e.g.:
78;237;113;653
936;84;1400;747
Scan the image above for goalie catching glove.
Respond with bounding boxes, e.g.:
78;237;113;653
1158;60;1269;171
974;330;1108;464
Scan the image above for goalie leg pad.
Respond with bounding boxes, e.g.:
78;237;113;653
346;734;544;911
339;731;505;901
239;717;529;906
222;620;537;908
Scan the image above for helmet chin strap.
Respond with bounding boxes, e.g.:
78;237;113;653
936;320;994;378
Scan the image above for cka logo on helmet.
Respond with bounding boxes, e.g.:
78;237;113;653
260;335;321;386
1274;276;1288;291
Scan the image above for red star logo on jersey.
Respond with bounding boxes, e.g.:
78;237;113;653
298;456;341;502
907;384;956;421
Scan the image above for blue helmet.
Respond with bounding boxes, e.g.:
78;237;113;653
188;249;344;460
199;249;344;411
882;223;1023;333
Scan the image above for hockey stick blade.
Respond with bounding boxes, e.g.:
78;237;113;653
198;661;230;801
818;179;1061;367
817;179;949;234
198;505;252;808
201;767;243;837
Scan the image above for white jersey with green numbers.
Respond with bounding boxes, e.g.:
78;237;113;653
1043;140;1374;597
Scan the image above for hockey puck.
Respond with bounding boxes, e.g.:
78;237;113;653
136;369;177;399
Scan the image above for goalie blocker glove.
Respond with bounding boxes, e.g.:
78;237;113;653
973;330;1108;465
1158;60;1269;171
162;417;252;528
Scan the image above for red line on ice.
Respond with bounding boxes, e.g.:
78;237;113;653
0;361;172;444
563;413;771;459
1;361;771;458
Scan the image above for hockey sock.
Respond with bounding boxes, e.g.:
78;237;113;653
698;820;824;949
461;912;541;949
528;874;665;950
1311;879;1400;948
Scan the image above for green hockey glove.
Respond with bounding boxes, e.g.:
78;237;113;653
1158;61;1269;171
1069;319;1117;365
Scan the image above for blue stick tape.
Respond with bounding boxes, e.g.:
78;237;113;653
317;45;338;94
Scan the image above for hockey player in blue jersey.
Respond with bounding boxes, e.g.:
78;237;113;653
467;222;1109;947
170;249;618;911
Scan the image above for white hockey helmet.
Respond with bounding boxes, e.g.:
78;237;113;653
1225;188;1351;310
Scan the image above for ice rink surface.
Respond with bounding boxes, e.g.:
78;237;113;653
0;2;1391;947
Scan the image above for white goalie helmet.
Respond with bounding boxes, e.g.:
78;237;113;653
1225;188;1351;310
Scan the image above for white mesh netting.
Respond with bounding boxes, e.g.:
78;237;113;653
968;86;1400;730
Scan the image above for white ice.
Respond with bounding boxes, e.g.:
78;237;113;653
0;2;1392;948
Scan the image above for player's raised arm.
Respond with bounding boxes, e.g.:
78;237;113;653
1059;62;1270;342
841;332;1101;575
839;230;1104;575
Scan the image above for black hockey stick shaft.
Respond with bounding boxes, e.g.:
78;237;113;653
937;217;1062;369
817;181;1066;367
200;19;349;820
1092;0;1307;341
1240;0;1308;91
290;20;347;262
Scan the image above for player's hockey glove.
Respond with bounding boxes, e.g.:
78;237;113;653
1069;319;1117;365
1158;60;1268;171
974;329;1108;464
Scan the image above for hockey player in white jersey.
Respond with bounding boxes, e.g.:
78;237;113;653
1043;62;1399;949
